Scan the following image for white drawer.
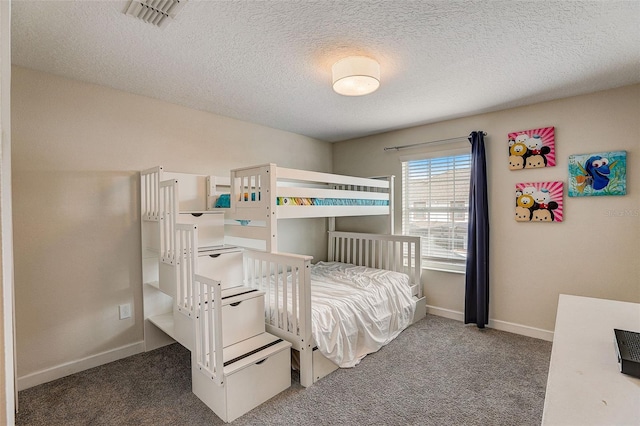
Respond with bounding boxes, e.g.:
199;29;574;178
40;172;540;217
178;212;224;247
219;289;265;347
174;287;266;353
192;333;292;423
225;343;291;422
198;250;243;289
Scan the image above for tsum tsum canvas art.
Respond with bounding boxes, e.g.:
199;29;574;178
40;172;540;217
568;151;627;197
508;126;556;170
515;181;564;222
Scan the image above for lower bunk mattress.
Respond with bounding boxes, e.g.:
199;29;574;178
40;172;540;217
266;261;416;368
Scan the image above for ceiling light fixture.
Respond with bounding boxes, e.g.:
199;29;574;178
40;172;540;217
332;56;380;96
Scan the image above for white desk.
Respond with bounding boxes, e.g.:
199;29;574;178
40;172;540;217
542;294;640;425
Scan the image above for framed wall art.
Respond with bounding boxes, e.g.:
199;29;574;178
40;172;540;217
508;126;556;170
515;181;564;222
568;151;627;197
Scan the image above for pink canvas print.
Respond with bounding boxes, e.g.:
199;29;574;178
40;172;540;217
515;181;564;222
508;126;556;170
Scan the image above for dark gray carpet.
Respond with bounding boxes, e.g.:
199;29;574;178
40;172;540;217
16;315;552;425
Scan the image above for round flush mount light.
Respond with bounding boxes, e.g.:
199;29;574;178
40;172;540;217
332;56;380;96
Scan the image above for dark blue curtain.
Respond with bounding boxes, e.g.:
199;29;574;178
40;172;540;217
465;131;489;328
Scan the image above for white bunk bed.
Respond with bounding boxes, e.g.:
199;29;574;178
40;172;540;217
142;164;426;393
207;163;426;387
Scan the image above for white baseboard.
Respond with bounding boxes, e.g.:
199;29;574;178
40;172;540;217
17;341;145;391
426;305;554;342
426;305;464;322
488;318;554;341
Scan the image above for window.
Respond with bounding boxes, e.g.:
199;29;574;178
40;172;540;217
401;150;471;272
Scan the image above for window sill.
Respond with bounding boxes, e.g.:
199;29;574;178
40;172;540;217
423;266;465;274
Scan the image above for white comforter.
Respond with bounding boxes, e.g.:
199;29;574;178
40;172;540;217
307;262;416;368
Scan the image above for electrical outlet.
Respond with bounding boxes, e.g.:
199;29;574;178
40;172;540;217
119;303;132;320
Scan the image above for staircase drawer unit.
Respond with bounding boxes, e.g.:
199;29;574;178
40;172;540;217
218;286;265;348
142;168;293;423
192;333;292;423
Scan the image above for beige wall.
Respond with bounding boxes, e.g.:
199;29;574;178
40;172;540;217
0;0;13;420
11;66;332;379
334;84;640;333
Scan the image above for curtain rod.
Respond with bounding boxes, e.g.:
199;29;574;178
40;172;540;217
383;132;487;152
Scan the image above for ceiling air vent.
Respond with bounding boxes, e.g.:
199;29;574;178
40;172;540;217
124;0;188;28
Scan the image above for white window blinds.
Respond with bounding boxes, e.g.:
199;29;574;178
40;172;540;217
402;153;471;268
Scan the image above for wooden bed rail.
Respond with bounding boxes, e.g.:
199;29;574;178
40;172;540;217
194;274;224;386
175;223;197;317
141;166;163;221
159;179;179;265
242;249;314;386
328;231;422;298
242;250;313;349
230;164;273;215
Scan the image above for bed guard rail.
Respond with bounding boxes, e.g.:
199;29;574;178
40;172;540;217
159;179;179;265
141;166;163;221
194;274;224;386
242;250;313;350
175;223;197;317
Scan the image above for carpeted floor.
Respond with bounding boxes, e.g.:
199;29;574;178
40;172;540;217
16;315;552;425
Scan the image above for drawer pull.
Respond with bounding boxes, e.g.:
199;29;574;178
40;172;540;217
229;301;242;307
255;358;267;365
209;253;221;258
191;213;203;217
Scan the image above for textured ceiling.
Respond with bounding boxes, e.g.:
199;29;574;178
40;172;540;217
11;0;640;142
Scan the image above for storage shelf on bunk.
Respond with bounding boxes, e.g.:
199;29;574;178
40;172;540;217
144;280;160;289
148;312;175;339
